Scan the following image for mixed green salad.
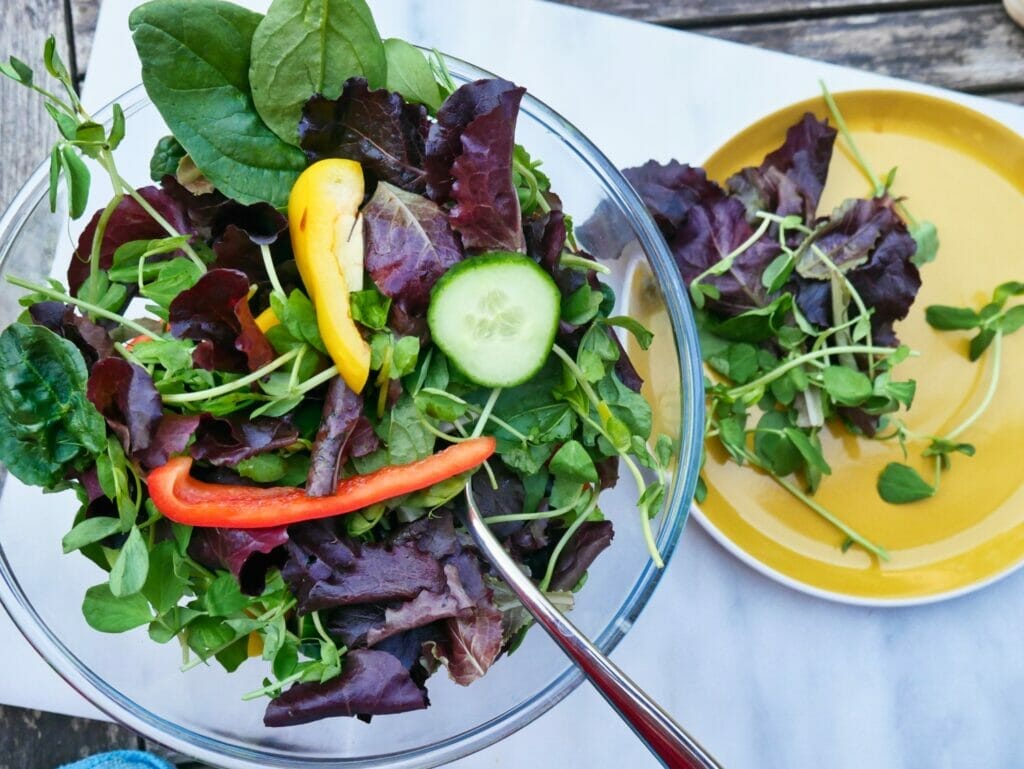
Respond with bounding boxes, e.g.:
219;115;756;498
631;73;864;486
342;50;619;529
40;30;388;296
0;0;671;725
627;85;1024;559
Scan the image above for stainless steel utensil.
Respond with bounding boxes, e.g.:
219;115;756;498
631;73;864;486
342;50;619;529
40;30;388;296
464;487;723;769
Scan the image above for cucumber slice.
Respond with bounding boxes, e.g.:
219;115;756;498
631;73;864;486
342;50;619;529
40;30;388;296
428;252;560;388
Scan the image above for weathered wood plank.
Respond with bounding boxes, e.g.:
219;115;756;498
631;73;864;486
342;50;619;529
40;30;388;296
992;88;1024;104
0;705;139;769
0;0;75;209
554;0;993;25
71;0;99;80
702;5;1024;93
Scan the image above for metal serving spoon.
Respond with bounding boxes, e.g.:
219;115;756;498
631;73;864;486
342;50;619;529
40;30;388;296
463;487;724;769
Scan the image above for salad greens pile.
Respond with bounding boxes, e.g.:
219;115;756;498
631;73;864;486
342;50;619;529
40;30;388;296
0;0;671;725
878;281;1024;504
627;84;1017;559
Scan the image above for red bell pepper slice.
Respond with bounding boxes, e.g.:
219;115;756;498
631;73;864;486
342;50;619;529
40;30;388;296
147;436;496;528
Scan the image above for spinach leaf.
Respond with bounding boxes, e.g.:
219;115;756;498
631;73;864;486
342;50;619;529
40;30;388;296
0;323;106;487
384;38;441;111
129;0;306;207
249;0;386;145
150;135;185;182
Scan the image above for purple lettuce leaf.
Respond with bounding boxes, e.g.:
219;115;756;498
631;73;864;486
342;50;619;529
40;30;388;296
363;182;463;317
211;229;297;308
347;416;380;460
624;161;725;232
437;600;503;687
70;186;192;296
447;84;526;253
594;455;620;491
76;465;104;502
623;160;780;316
189;526;289;596
281;520;446;613
425;78;520;203
848;234;920;347
374;624;444;681
212;223;284;270
299;79;430;193
727;113;837;223
425;543;503;686
548;521;614;592
327;604;387;648
523;207;584;297
306;377;364;497
135;413;201;471
469;466;550;558
365;564;476;647
264;648;428;726
794;197;920;346
387;509;460;561
168;268;276;372
189;414;298;467
671;194;781;316
86;358;162;458
386;303;429;341
469;464;524;521
209;201;289;291
160;176;284;243
29;302;114;368
611;332;644;393
328;564;474;651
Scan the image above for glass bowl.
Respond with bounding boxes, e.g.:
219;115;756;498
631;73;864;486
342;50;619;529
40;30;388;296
0;55;704;768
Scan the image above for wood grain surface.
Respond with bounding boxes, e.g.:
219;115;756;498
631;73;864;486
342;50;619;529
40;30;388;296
0;0;73;209
0;0;1022;766
558;0;987;24
708;4;1024;95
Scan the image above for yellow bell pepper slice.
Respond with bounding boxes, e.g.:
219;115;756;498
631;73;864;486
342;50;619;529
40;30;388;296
254;306;279;333
288;159;370;393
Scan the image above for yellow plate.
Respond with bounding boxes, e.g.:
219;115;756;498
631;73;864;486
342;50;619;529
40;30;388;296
695;90;1024;604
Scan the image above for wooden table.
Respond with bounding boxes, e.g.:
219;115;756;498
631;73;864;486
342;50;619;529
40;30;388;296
0;0;1021;766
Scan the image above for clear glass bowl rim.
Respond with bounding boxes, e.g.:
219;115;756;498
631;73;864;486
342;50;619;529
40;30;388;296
0;53;705;769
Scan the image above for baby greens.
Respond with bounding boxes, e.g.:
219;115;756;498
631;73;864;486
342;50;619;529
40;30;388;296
629;88;933;559
876;281;1024;504
0;0;669;729
0;323;106;487
249;0;387;144
129;0;307;207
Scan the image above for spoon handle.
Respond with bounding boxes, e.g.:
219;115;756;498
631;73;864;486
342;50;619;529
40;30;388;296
464;491;723;769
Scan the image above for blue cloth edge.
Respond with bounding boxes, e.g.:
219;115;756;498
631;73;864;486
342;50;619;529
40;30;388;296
57;749;176;769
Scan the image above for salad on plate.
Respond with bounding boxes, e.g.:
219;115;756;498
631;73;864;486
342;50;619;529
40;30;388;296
0;0;672;726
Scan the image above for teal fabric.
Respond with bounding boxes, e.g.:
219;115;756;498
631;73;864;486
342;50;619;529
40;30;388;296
57;751;175;769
